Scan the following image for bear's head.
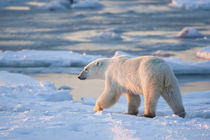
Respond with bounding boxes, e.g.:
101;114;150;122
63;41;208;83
78;58;108;80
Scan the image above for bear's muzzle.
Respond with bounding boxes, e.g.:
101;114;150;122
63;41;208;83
78;75;87;80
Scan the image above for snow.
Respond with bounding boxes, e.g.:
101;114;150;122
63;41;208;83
114;51;210;75
0;50;101;67
197;46;210;60
177;27;204;38
90;28;122;41
165;58;210;75
169;0;210;10
0;71;210;140
0;71;72;117
1;50;210;75
1;0;209;138
0;71;38;86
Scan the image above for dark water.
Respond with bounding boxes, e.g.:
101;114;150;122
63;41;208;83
0;0;210;58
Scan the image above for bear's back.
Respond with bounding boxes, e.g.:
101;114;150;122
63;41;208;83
106;56;169;94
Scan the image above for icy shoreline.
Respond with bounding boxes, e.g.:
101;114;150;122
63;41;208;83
0;71;209;140
0;50;101;67
1;50;210;75
114;51;210;75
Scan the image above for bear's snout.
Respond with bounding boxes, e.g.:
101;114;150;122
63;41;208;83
78;72;87;80
78;75;86;80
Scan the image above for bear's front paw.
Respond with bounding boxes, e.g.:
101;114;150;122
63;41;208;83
94;105;103;112
141;114;155;118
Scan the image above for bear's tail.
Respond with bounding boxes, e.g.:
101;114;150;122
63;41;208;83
161;65;186;118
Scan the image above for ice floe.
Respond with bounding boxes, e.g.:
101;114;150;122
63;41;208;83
0;50;101;67
165;58;210;74
169;0;210;10
0;71;72;113
0;50;210;75
197;46;210;60
114;51;210;75
177;27;204;38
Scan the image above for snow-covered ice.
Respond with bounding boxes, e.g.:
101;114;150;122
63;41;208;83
0;71;210;140
114;51;210;75
177;27;204;38
0;50;101;67
165;58;210;74
1;50;210;75
1;0;210;138
169;0;210;10
197;46;210;60
0;71;72;110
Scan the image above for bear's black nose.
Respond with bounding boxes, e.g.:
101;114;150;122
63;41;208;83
78;76;86;80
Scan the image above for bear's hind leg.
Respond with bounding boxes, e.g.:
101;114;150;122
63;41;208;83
143;90;161;118
161;89;186;118
126;93;140;115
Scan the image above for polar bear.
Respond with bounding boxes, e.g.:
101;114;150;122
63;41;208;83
78;56;186;118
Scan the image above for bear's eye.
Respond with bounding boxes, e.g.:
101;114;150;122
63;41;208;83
96;62;102;67
96;62;99;66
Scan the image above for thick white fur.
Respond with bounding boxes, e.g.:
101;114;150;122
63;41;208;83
79;56;186;118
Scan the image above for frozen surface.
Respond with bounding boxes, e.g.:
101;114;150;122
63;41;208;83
165;58;210;74
169;0;210;10
0;50;210;75
0;71;72;112
177;27;204;38
0;0;210;138
1;50;210;74
0;50;101;67
114;51;210;75
0;71;209;140
197;46;210;60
